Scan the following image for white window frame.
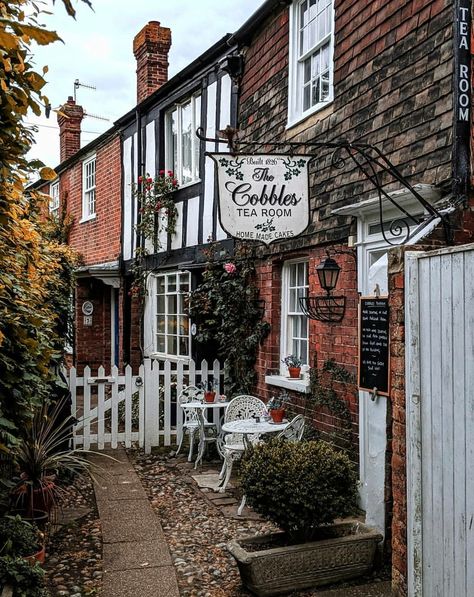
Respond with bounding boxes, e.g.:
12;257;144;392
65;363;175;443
151;270;191;361
288;0;335;127
165;93;201;187
265;259;311;394
81;155;96;222
280;259;309;373
49;180;60;217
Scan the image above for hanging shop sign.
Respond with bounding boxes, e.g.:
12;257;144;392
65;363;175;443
358;297;390;396
208;153;312;245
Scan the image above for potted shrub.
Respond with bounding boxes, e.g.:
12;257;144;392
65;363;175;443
0;516;44;565
282;354;302;378
203;380;217;403
266;392;290;423
229;440;382;596
12;398;105;520
0;555;47;596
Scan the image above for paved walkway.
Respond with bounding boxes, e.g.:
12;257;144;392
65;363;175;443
90;448;180;597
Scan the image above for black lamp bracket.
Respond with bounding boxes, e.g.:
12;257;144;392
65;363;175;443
196;127;451;246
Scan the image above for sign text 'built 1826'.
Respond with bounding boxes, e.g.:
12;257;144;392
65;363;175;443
209;153;312;245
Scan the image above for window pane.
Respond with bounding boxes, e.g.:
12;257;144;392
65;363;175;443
157;295;165;314
156;315;165;333
167;275;177;293
179;337;189;356
303;85;311;112
169;335;177;355
193;96;201;180
180;276;189;292
181;101;192;184
179;316;189;336
289;288;297;312
167;295;177;315
157;334;165;352
157;277;165;294
304;58;311;84
301;316;308;337
297;262;306;286
169;110;178;175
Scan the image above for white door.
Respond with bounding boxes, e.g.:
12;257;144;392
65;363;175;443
406;245;474;597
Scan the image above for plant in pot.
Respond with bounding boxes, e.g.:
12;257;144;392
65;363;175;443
282;354;303;378
230;439;383;596
0;555;47;596
266;392;290;423
0;516;44;565
203;380;218;403
12;398;105;523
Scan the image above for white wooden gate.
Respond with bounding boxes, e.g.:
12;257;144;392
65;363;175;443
69;358;223;453
406;245;474;597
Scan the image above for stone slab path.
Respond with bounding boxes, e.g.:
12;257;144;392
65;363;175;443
89;448;180;597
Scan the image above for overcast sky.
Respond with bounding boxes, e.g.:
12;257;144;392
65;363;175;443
27;0;263;169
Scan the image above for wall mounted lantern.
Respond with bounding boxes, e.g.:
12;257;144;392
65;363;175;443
299;253;346;323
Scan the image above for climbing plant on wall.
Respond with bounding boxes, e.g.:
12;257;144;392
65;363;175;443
187;242;270;396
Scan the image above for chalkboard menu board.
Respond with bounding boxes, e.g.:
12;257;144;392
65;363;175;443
358;297;390;396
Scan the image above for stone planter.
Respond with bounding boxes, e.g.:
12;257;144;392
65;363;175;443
227;520;383;596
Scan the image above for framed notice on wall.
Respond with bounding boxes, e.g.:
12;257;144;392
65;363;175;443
358;297;390;396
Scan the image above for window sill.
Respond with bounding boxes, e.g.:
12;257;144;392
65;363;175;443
79;214;97;224
265;375;311;394
286;99;333;131
148;353;191;363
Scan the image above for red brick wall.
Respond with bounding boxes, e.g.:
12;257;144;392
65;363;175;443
239;0;453;246
60;134;122;265
254;245;359;448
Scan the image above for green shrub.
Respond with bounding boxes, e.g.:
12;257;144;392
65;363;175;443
0;556;47;597
0;516;40;557
240;439;358;542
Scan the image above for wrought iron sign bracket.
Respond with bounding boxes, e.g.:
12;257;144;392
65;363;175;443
197;127;452;246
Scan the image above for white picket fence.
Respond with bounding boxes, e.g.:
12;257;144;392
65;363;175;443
68;358;223;453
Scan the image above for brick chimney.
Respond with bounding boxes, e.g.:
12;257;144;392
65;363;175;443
57;96;84;162
133;21;172;104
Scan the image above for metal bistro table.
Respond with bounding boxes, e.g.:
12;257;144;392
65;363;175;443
180;399;231;465
220;417;290;515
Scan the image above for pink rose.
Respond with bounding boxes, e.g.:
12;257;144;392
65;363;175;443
224;262;236;274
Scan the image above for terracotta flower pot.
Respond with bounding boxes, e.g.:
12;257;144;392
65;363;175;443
204;391;216;403
14;480;56;514
270;408;285;423
24;544;46;566
288;367;301;379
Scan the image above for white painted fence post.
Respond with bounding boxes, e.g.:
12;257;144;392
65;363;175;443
124;365;133;448
83;366;91;450
111;365;119;449
176;360;184;447
97;365;105;450
138;363;145;448
144;358;159;453
164;360;172;446
69;367;77;448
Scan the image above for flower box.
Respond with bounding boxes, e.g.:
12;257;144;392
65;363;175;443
227;520;383;596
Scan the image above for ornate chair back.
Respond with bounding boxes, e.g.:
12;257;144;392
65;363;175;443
178;385;204;426
224;395;266;423
277;414;305;442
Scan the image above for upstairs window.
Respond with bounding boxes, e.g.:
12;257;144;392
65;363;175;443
49;181;59;217
82;156;96;221
288;0;334;126
165;94;201;186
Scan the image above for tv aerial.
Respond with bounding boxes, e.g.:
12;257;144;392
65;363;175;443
73;79;110;122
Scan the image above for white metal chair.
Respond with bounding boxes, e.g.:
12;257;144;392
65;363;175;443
277;414;305;442
176;385;216;462
218;395;266;492
194;410;220;469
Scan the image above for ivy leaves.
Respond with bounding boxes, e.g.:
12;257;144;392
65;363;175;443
187;244;270;395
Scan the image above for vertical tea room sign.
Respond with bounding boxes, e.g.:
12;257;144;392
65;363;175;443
208;153;312;245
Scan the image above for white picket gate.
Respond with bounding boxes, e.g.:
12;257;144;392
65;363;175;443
68;358;223;453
